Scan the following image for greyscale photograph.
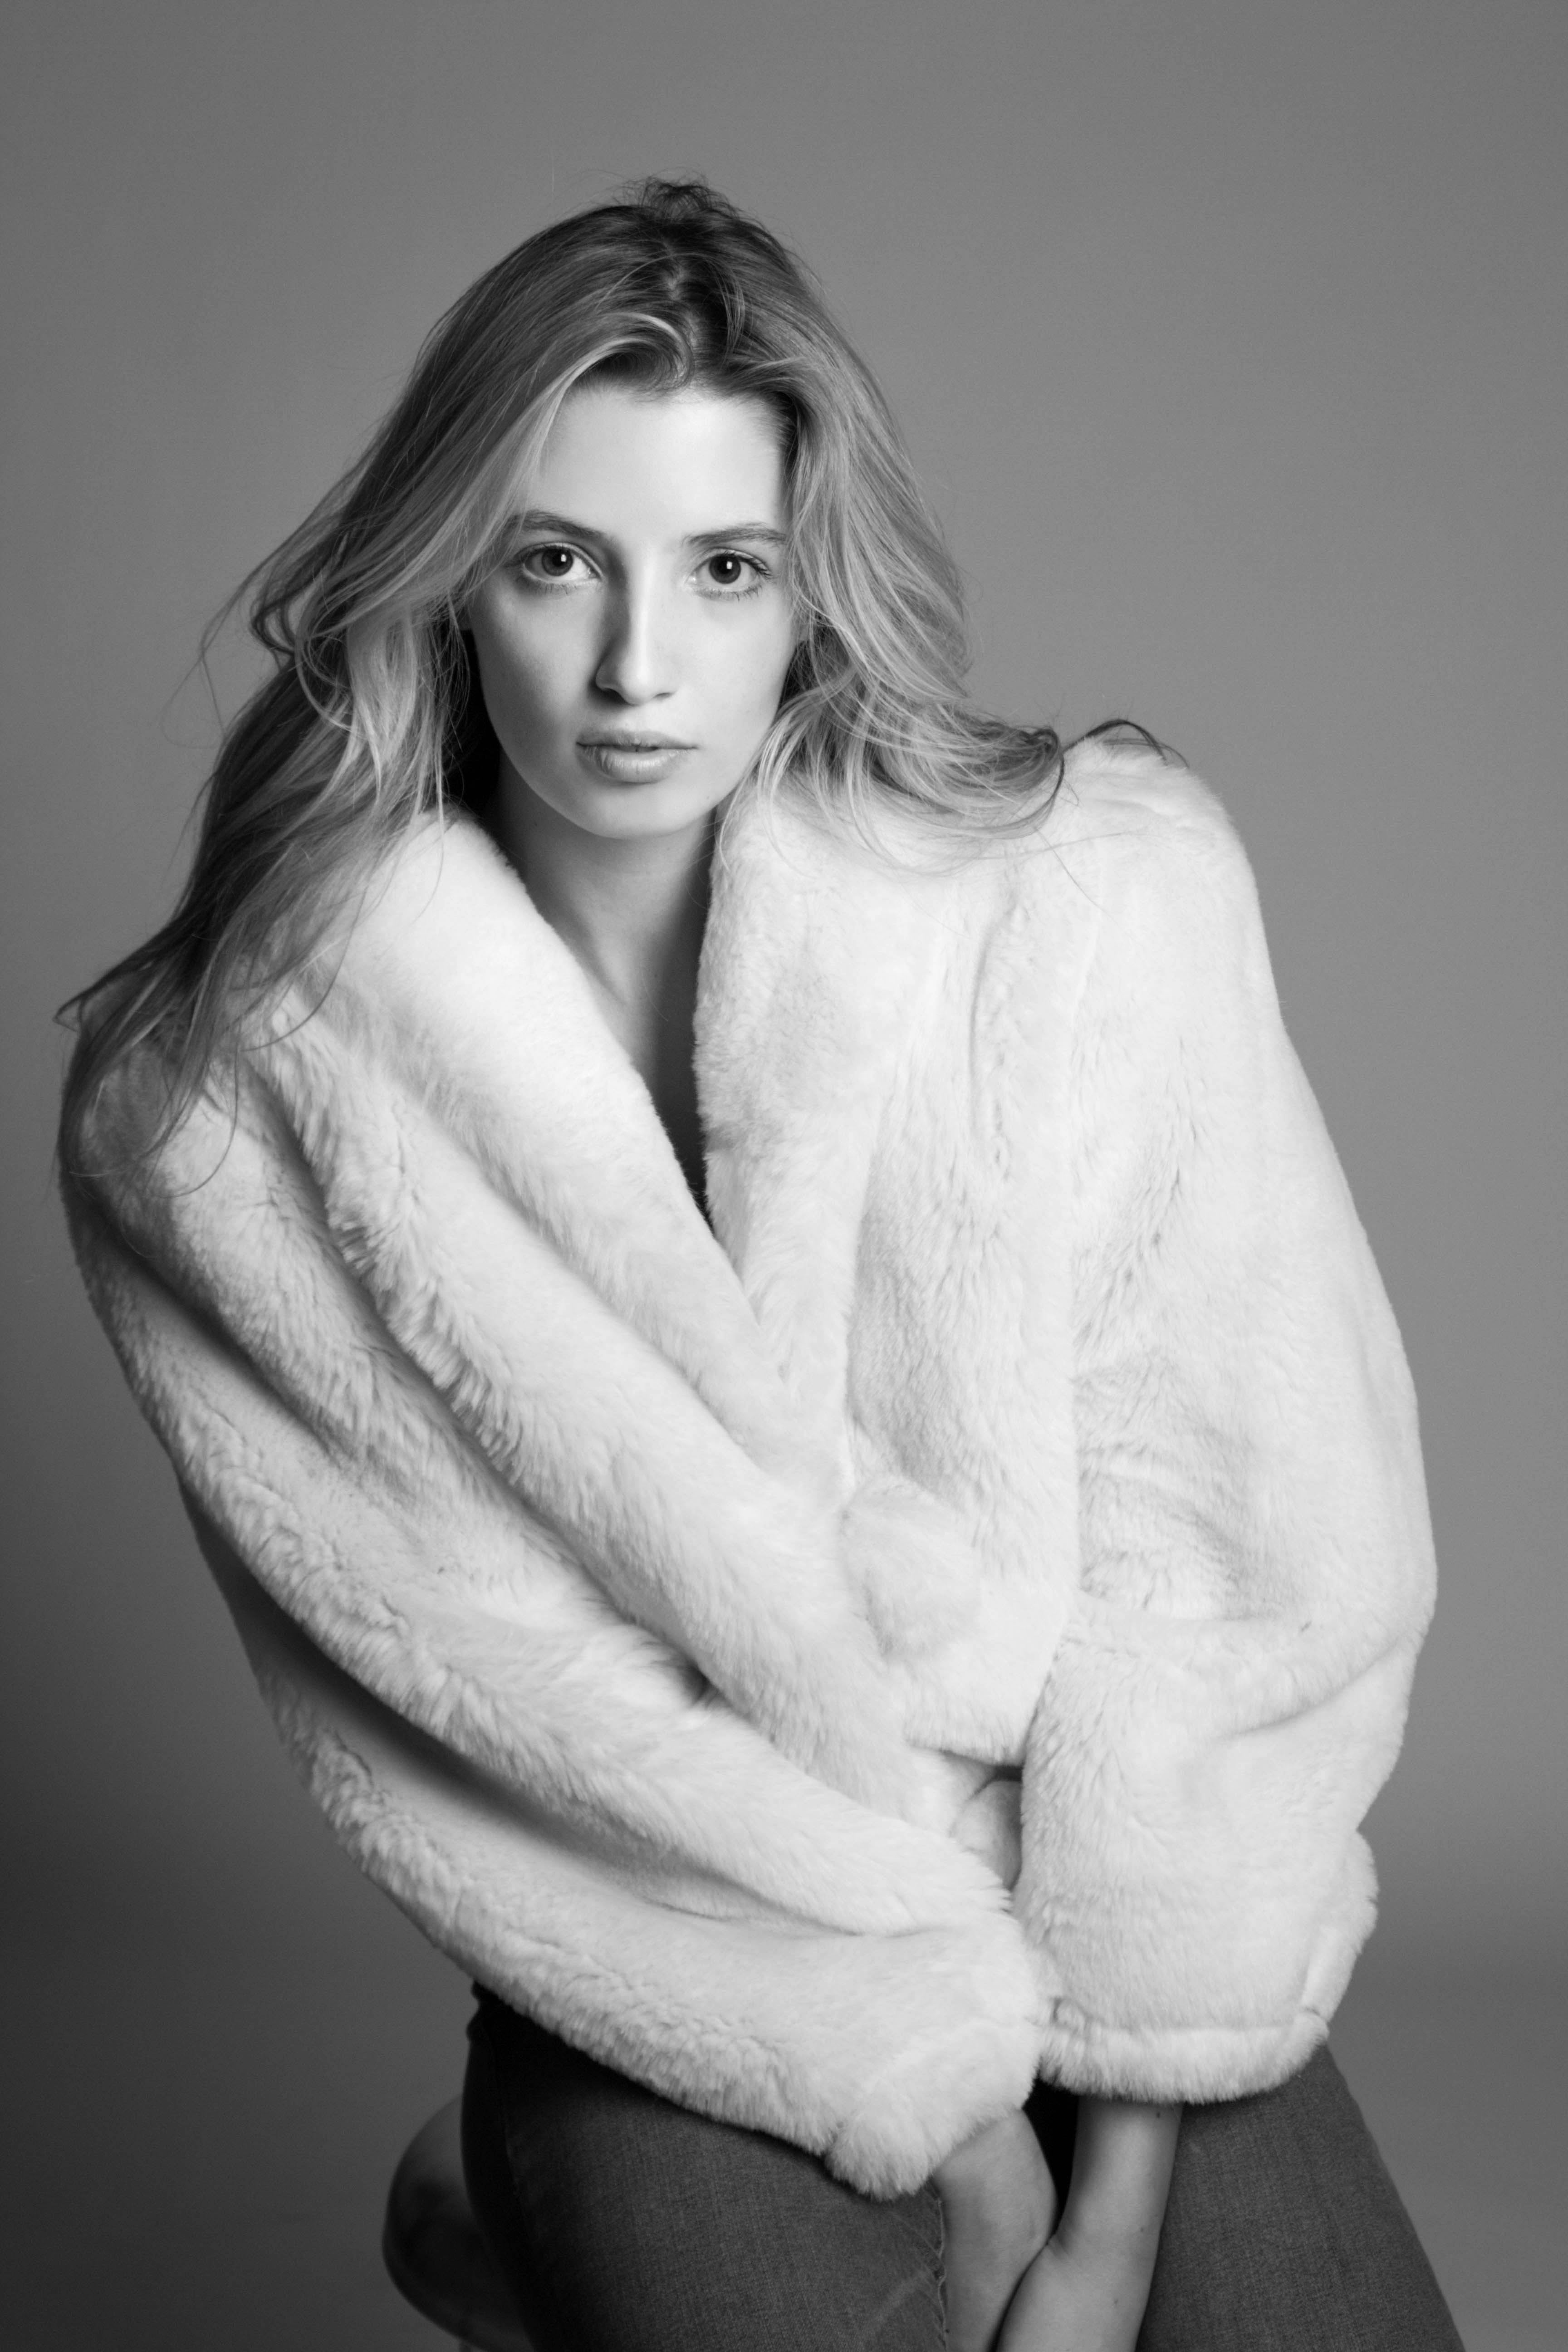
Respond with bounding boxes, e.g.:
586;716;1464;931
5;2;1563;2347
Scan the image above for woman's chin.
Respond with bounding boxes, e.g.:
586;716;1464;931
505;763;738;848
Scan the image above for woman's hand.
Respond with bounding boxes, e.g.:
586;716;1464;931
999;2098;1180;2352
933;2109;1058;2352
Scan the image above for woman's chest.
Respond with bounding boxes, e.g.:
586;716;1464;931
588;972;708;1213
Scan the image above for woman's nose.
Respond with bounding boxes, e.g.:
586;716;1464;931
593;582;676;705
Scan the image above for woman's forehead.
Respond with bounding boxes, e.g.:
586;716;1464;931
516;383;788;540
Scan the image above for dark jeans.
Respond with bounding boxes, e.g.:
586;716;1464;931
461;1991;1464;2351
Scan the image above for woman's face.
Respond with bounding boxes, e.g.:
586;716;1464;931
466;383;797;848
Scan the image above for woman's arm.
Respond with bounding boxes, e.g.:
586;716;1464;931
63;1085;1044;2199
933;2095;1178;2352
1000;2099;1179;2352
933;2111;1056;2352
1016;777;1436;2103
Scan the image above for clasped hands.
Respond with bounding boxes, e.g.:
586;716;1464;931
932;2096;1180;2352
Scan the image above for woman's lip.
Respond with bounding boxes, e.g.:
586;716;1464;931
578;739;693;781
578;734;693;750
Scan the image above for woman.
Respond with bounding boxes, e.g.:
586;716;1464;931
60;181;1461;2349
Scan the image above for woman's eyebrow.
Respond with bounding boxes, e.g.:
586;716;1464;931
502;507;601;545
500;510;787;550
688;523;788;549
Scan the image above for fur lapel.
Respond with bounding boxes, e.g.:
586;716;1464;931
699;797;960;1473
701;792;1098;1750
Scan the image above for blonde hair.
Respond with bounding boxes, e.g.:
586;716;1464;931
61;178;1066;1168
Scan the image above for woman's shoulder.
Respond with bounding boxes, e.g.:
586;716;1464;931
69;813;531;1186
303;808;574;1052
1034;735;1264;953
340;808;522;971
1010;739;1277;1050
1047;735;1253;885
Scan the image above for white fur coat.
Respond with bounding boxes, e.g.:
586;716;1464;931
65;744;1436;2195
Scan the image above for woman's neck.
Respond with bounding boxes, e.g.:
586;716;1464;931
495;774;714;1015
493;772;715;1203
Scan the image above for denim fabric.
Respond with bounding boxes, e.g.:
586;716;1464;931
1137;2054;1465;2351
462;1997;945;2350
461;1993;1464;2352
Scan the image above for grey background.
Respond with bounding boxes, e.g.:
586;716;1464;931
3;1;1563;2346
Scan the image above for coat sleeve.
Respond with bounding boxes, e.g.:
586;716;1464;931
1015;777;1436;2102
64;1066;1040;2194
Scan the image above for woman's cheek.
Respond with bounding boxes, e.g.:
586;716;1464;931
484;630;572;751
734;610;796;728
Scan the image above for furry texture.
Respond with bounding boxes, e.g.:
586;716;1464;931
64;744;1435;2193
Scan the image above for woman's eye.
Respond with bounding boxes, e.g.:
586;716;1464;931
517;544;586;584
700;552;762;593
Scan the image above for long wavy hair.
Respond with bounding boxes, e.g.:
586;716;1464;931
61;178;1078;1171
